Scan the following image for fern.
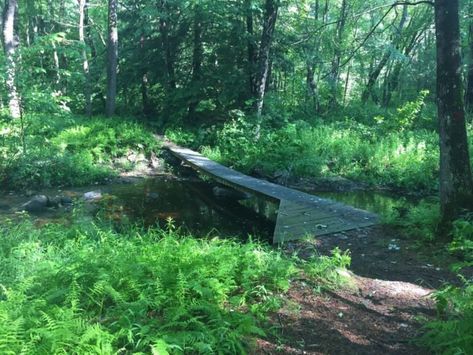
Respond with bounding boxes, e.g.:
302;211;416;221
0;220;349;353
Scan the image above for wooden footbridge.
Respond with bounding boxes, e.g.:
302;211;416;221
165;143;378;243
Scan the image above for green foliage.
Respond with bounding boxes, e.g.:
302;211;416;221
374;90;432;131
164;127;198;147
303;248;352;289
449;216;473;264
0;114;160;190
385;201;441;242
0;215;353;354
420;280;473;355
168;112;447;192
414;216;473;354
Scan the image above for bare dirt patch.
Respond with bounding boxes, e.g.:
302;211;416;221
257;225;469;354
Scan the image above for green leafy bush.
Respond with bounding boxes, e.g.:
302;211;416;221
304;248;352;289
449;217;473;264
0;217;352;354
385;201;441;242
179;117;444;192
419;217;473;354
420;281;473;355
0;114;160;189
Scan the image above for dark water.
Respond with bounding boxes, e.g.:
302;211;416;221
317;190;436;217
104;178;276;238
0;177;427;238
0;178;276;239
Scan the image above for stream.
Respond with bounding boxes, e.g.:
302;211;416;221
0;174;431;239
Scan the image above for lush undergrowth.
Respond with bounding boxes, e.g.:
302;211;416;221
0;114;160;190
388;207;473;354
421;279;473;355
0;218;349;354
166;101;472;193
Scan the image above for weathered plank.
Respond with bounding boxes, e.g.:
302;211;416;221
165;143;378;243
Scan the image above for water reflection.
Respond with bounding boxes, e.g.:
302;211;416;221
0;176;435;239
105;178;275;238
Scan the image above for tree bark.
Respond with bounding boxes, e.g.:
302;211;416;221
306;64;316;97
362;5;408;103
361;52;391;103
328;0;347;108
139;35;151;116
435;0;473;238
2;0;21;119
304;0;323;113
254;0;279;118
246;0;257;96
383;31;420;107
158;0;176;90
466;4;473;113
79;0;92;116
187;4;204;120
106;0;118;117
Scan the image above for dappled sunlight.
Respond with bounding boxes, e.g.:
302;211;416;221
1;0;472;353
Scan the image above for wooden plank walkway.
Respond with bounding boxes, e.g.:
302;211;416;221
165;143;378;243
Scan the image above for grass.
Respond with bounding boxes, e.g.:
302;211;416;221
0;216;351;354
0;113;160;190
165;100;472;194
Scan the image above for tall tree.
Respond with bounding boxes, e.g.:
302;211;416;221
435;0;473;238
254;0;279;118
106;0;118;116
187;3;204;120
328;0;347;108
246;0;257;96
362;5;408;103
158;0;176;90
79;0;92;116
2;0;21;118
465;1;473;113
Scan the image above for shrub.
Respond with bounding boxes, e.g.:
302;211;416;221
0;114;160;190
184;118;443;192
0;218;352;354
420;281;473;355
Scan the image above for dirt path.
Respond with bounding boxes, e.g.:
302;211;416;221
257;225;467;354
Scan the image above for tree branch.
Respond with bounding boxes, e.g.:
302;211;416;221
292;1;433;46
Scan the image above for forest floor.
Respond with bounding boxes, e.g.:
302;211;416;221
257;225;470;354
158;148;460;354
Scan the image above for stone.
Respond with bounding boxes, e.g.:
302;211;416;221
60;196;73;205
47;196;61;208
21;195;49;212
83;191;102;201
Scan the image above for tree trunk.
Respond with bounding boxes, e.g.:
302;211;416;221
384;18;426;107
158;0;176;90
139;35;151;116
304;0;322;113
362;5;408;103
361;52;390;103
187;5;204;120
254;0;279;118
328;0;347;108
466;5;473;113
306;64;319;111
79;0;92;116
2;0;21;119
106;0;118;117
435;0;473;239
343;64;351;106
246;0;257;96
